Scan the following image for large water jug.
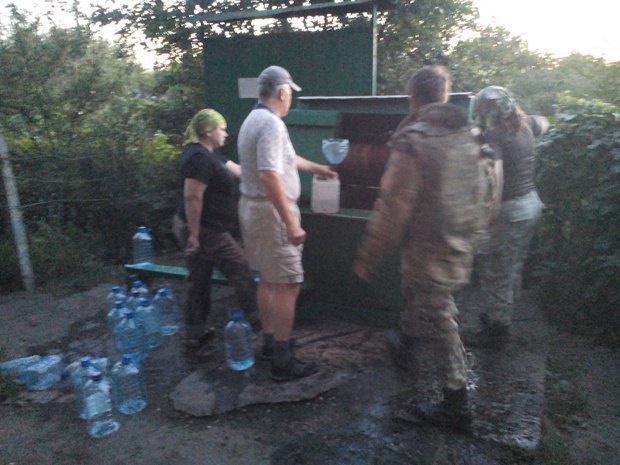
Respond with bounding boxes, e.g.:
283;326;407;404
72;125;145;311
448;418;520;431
224;309;254;371
111;354;147;415
136;297;163;350
132;226;154;265
153;288;179;336
83;372;120;438
311;175;340;214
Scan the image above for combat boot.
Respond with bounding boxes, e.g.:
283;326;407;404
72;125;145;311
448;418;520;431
414;387;473;434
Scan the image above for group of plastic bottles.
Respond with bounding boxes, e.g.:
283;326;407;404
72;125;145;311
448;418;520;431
107;281;180;361
69;281;180;439
66;354;147;438
130;225;255;372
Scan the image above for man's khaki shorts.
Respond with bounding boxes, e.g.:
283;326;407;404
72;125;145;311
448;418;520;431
239;196;304;284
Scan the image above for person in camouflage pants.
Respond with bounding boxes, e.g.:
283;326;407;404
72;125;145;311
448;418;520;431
471;86;549;347
354;65;491;433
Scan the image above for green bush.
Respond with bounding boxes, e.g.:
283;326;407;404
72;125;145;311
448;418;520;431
28;219;111;293
533;97;620;346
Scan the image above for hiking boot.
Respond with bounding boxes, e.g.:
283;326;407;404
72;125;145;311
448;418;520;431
414;388;473;434
385;329;417;371
270;356;319;382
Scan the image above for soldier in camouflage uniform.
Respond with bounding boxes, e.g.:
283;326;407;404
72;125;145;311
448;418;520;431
471;86;549;347
353;66;490;433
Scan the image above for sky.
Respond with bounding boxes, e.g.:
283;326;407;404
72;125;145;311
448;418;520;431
474;0;620;62
1;0;619;66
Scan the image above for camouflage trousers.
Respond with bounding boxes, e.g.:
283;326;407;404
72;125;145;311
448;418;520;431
399;285;467;391
477;190;543;326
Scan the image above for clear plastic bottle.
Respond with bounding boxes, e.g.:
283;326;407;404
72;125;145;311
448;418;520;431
22;355;64;391
106;286;127;312
130;280;150;300
70;357;97;419
115;311;145;362
107;300;128;336
0;355;41;385
132;226;154;265
135;297;163;350
224;309;254;371
126;288;142;313
153;288;179;336
111;354;147;415
83;371;120;438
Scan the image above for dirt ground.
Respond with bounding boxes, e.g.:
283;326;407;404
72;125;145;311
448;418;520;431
0;281;619;465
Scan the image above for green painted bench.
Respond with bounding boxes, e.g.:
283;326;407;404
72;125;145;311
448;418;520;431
124;263;260;286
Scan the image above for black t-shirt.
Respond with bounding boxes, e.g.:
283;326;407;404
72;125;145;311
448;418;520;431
178;143;239;233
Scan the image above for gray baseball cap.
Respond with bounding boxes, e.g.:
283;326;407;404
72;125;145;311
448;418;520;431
257;65;302;92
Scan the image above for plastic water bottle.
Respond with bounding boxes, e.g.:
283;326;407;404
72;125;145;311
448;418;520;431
0;355;41;385
83;371;120;438
224;309;254;371
107;300;128;336
126;288;142;313
22;355;64;391
111;354;147;415
127;280;149;313
106;286;127;311
132;226;154;265
135;297;163;350
115;311;145;361
153;288;179;336
130;280;150;301
70;357;98;419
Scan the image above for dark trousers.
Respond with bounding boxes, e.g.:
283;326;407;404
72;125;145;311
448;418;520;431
185;229;256;340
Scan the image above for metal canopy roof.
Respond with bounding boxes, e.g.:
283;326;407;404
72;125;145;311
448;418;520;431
190;0;394;23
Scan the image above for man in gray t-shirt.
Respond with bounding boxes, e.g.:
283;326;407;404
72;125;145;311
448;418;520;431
237;65;336;382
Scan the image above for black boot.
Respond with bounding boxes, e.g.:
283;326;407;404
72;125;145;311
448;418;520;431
414;388;473;433
270;340;318;382
385;329;418;371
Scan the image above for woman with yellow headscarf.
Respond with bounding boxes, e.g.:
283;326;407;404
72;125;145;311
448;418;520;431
173;109;257;351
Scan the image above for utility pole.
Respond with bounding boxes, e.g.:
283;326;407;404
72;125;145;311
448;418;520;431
0;125;35;292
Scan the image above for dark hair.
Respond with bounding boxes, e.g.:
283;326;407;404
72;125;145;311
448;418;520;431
406;65;451;105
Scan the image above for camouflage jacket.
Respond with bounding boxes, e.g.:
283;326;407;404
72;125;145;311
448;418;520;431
355;103;490;292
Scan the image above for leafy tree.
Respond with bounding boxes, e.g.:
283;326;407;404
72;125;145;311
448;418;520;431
0;13;179;291
376;0;478;93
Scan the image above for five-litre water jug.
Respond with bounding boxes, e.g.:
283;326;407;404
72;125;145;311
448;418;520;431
224;309;254;371
311;175;340;214
70;356;98;419
153;288;179;336
136;297;163;350
83;371;120;438
106;286;127;312
115;311;145;361
21;355;64;391
108;300;128;336
111;354;147;415
132;226;154;265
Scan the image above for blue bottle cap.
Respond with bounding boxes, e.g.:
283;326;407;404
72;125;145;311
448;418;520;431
91;371;103;381
80;356;92;367
228;308;244;321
